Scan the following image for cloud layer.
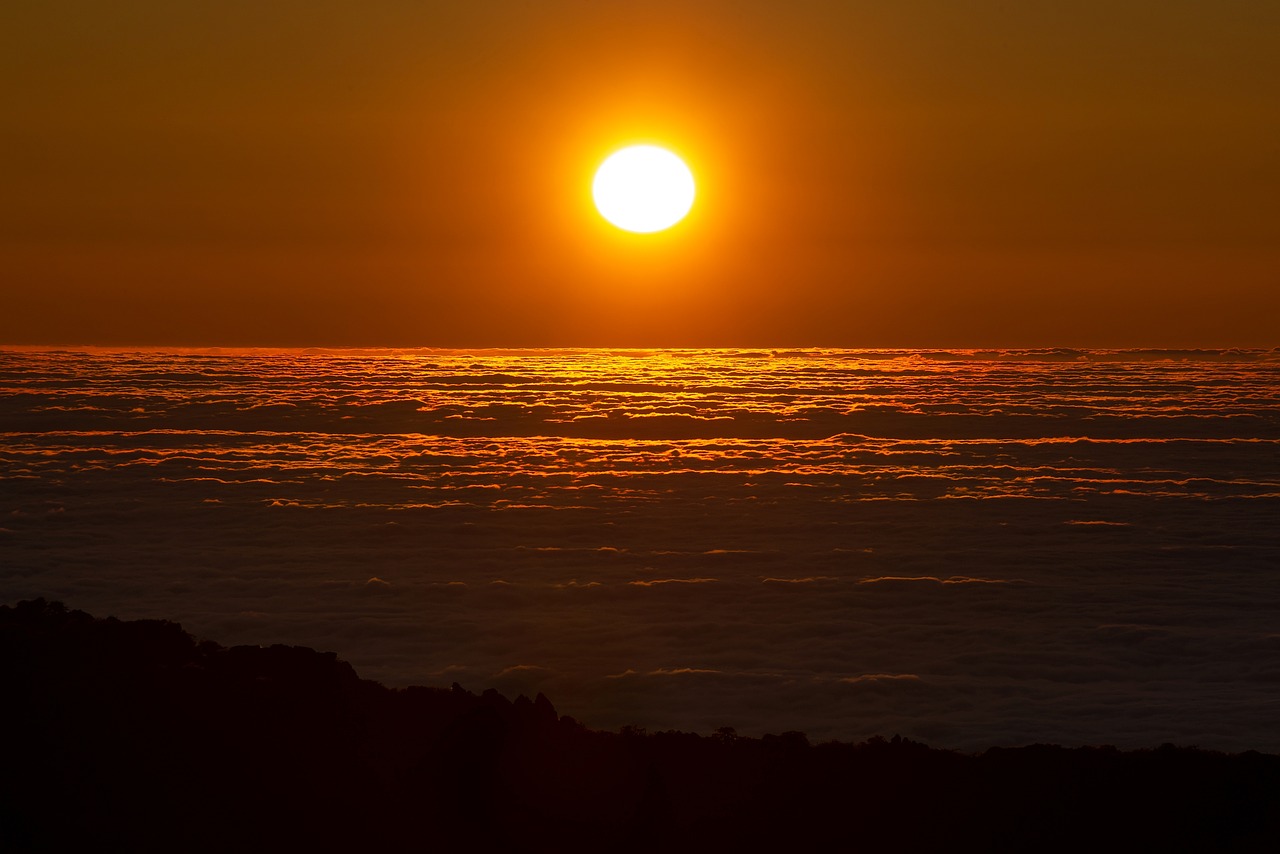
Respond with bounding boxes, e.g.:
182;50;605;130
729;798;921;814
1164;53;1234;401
3;347;1280;750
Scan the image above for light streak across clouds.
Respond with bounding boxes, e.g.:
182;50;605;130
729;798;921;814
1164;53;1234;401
2;347;1280;750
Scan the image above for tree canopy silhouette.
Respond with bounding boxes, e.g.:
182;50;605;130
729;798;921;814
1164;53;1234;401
3;599;1277;852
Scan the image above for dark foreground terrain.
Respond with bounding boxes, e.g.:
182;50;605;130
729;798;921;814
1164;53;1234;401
3;600;1278;852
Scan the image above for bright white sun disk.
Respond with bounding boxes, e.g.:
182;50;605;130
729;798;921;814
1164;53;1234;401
592;145;695;233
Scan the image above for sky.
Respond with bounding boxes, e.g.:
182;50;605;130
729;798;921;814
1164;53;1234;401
3;1;1278;347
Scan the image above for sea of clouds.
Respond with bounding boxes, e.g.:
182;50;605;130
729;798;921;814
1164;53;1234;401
3;347;1279;750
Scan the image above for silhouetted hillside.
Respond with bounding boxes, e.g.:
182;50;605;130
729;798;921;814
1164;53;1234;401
3;599;1278;852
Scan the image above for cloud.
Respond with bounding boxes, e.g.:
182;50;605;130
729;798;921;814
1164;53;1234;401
4;347;1280;752
494;664;550;678
648;668;722;676
628;578;718;587
605;669;639;679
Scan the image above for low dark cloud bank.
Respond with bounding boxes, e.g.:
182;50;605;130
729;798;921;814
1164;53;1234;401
4;600;1278;853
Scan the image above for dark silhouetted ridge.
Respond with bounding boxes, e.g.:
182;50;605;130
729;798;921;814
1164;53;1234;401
3;599;1278;852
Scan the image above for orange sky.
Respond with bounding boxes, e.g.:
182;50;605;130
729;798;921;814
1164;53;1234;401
3;1;1278;347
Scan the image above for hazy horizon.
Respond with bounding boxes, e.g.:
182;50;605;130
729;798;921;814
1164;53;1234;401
6;343;1280;354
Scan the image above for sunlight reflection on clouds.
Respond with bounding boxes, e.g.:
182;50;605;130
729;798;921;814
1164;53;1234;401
2;348;1280;750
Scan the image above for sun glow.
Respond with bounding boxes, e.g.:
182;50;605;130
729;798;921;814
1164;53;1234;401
592;145;696;233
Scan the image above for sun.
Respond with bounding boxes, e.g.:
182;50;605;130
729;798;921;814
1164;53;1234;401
592;145;696;233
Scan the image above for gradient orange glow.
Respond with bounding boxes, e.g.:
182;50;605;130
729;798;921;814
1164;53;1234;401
2;2;1278;346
